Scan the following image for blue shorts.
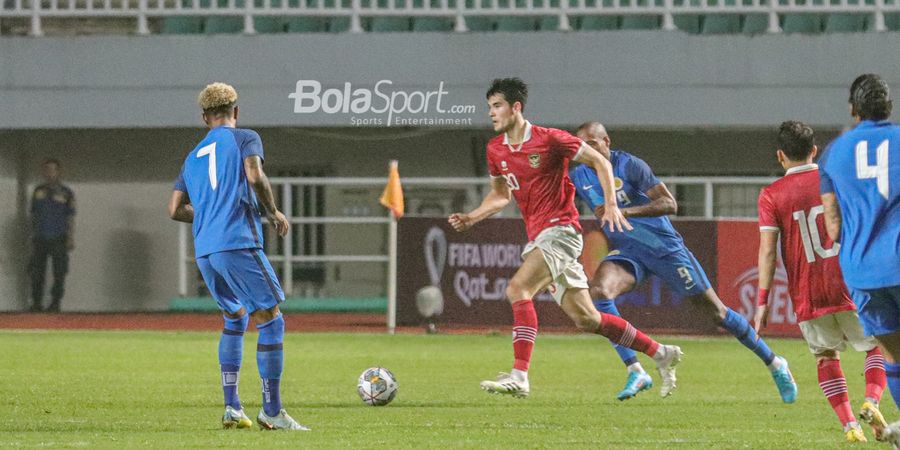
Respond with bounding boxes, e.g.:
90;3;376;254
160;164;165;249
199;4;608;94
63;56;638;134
851;285;900;337
196;248;285;316
605;247;711;297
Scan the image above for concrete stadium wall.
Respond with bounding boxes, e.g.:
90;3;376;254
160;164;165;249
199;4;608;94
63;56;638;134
1;32;900;129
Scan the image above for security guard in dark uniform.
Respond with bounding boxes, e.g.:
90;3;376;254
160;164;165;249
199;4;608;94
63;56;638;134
30;159;75;312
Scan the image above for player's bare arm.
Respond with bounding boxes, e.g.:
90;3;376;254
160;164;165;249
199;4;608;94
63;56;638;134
821;193;842;242
168;190;194;223
449;176;510;232
616;183;677;218
754;230;779;332
573;142;632;232
244;155;289;237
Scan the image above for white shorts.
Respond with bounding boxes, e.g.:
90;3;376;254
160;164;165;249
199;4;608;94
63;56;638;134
799;310;878;355
521;225;589;305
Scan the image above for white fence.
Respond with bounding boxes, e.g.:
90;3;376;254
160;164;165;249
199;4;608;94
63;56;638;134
2;0;897;35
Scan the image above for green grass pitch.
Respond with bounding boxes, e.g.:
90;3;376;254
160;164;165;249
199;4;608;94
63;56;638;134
0;330;893;448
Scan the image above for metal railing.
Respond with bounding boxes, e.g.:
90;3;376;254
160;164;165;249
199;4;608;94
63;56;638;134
176;175;775;298
2;0;896;36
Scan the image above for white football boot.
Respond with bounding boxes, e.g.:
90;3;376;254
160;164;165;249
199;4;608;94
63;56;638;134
257;409;310;431
480;372;530;398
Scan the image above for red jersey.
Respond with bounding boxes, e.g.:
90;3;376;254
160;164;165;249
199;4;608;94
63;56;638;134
757;164;855;322
486;121;583;241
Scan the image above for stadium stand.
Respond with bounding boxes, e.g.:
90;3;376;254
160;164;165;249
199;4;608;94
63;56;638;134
2;0;899;36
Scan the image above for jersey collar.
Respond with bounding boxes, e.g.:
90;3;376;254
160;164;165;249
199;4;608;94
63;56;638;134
785;163;818;176
502;120;533;149
857;119;892;129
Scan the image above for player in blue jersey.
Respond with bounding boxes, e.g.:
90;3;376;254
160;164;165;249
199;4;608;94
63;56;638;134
819;74;900;443
571;122;797;402
168;82;308;431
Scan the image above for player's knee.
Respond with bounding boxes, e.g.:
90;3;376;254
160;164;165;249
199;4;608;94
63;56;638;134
588;284;606;301
250;305;280;325
815;351;838;363
589;279;619;300
505;280;530;303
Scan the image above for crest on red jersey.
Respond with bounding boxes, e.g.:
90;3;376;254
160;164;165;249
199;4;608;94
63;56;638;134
528;153;541;168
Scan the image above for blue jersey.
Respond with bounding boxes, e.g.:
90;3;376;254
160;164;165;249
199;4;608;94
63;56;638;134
174;126;265;258
820;120;900;290
31;182;75;239
571;150;685;258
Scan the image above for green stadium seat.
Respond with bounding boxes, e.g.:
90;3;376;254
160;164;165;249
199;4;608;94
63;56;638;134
538;15;560;30
825;13;865;32
781;14;822;33
328;17;352;32
673;14;700;33
160;17;204;34
742;14;769;33
621;15;659;29
370;17;412;31
885;13;900;31
464;17;495;31
578;15;619;30
254;17;285;33
495;17;536;31
285;17;327;32
204;17;244;33
701;14;740;33
412;17;454;31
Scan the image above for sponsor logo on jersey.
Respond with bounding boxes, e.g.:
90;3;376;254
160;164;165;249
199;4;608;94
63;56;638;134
582;185;593;190
528;153;541;169
607;250;621;256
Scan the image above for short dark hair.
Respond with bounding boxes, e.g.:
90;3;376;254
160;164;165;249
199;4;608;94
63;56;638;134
486;78;528;111
203;104;236;119
777;121;815;162
849;74;892;121
42;158;60;168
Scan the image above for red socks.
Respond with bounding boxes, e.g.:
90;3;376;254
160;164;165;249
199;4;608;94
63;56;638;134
512;300;538;372
597;312;660;357
865;348;887;402
818;358;855;427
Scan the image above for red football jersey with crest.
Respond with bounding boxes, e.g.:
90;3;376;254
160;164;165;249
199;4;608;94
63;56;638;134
486;121;583;241
758;164;855;322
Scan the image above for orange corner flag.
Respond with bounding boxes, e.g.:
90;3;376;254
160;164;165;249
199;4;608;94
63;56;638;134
380;160;404;219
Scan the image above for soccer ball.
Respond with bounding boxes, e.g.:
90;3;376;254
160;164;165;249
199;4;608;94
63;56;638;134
357;367;398;406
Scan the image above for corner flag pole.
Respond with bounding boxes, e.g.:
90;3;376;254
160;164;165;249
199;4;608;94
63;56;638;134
379;160;404;335
387;210;398;335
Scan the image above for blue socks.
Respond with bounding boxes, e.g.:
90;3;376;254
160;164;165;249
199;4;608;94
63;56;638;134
593;300;639;366
721;309;775;366
885;362;900;411
257;314;285;417
219;314;249;410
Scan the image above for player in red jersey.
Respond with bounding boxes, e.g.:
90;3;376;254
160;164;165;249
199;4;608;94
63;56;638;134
449;78;682;398
755;121;887;443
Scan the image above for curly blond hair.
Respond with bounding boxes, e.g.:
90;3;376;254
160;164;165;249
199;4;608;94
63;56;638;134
198;82;238;112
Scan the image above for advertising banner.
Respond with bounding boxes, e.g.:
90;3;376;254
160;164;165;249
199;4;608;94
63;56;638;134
715;220;799;337
397;217;801;336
